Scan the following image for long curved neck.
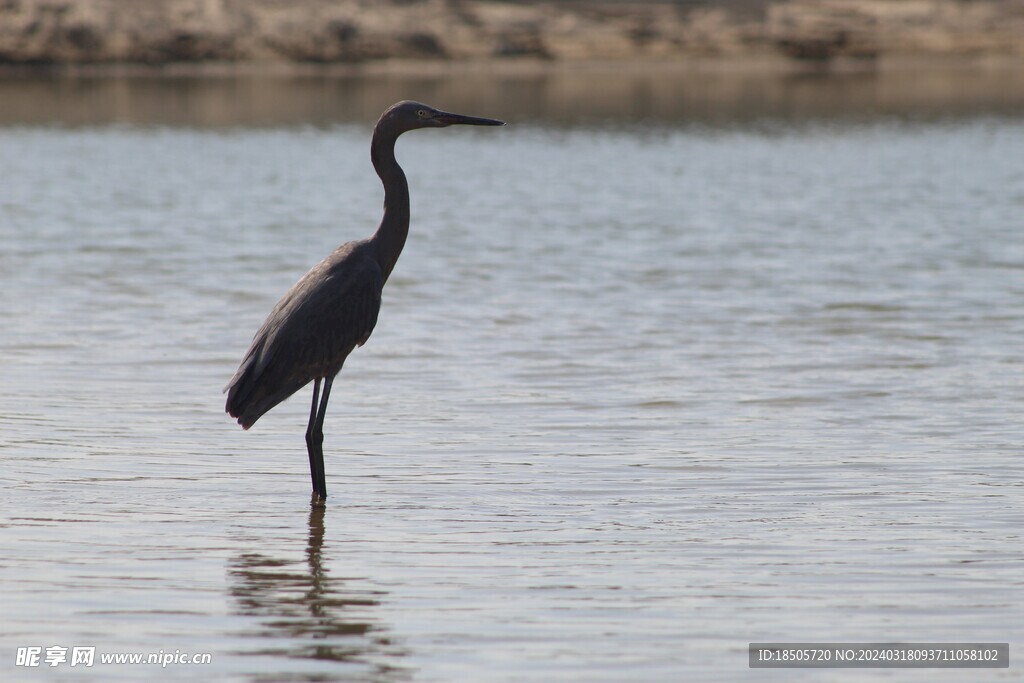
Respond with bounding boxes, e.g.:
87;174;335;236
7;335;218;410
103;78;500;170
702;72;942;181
369;126;409;283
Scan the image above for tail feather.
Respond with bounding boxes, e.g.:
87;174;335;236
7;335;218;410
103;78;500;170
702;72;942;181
225;350;306;430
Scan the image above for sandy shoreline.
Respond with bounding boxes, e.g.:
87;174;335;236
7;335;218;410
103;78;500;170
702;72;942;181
1;0;1023;76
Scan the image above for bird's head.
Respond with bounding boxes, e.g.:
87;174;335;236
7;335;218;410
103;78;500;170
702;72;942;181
379;100;505;134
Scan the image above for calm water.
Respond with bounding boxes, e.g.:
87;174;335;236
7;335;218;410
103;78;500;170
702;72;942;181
1;72;1022;681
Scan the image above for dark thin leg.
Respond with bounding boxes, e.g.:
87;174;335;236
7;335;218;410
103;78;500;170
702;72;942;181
311;376;333;500
305;378;322;497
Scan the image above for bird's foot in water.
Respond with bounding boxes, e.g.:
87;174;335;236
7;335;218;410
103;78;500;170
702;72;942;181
310;490;327;507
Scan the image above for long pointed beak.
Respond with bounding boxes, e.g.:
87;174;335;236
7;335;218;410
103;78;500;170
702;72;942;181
435;111;505;127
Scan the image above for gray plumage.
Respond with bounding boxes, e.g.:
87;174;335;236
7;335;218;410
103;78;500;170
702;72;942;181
225;240;382;429
225;100;503;501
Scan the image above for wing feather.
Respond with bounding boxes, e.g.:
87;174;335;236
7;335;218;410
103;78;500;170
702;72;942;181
225;241;383;428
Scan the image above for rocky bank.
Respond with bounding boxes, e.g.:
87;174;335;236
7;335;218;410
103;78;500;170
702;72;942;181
0;0;1022;70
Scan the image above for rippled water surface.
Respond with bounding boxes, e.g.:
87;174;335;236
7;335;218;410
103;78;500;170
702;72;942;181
1;73;1022;681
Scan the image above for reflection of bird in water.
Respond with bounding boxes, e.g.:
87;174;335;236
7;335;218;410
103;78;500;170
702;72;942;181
225;101;504;502
228;507;408;674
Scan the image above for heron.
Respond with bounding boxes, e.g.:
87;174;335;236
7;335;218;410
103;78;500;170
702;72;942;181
225;100;504;502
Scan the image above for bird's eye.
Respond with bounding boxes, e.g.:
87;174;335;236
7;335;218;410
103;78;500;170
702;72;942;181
417;109;428;118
